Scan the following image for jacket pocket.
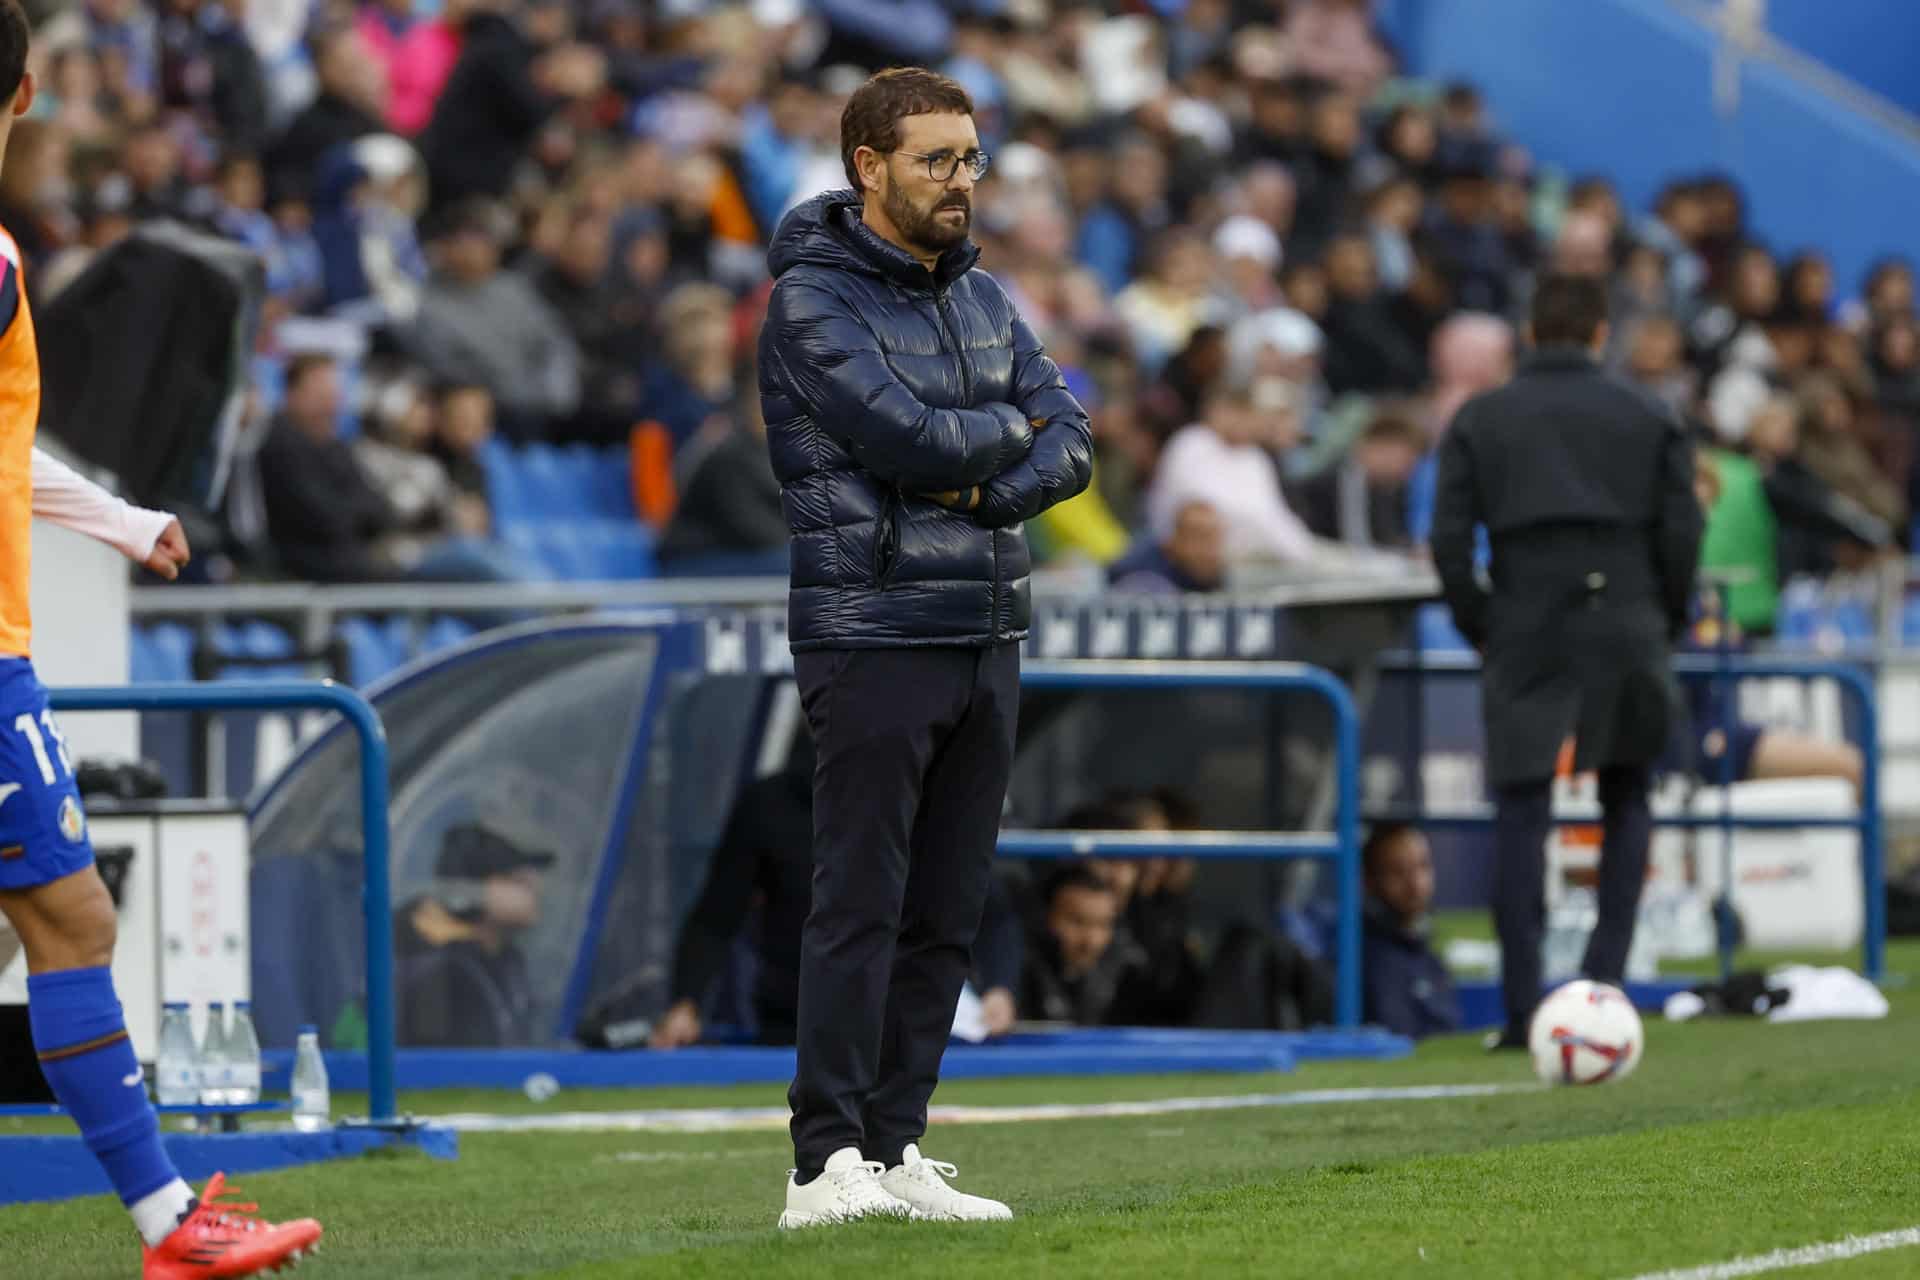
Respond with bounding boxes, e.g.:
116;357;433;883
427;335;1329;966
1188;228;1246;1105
871;492;902;589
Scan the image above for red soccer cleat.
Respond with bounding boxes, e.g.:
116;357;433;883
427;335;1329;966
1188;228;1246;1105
142;1172;324;1278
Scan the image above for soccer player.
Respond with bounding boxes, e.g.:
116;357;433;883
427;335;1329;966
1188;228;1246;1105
0;4;323;1274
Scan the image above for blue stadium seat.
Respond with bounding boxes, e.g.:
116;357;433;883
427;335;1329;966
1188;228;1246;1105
139;624;196;683
1414;603;1471;653
478;438;529;530
421;617;475;656
577;519;656;579
589;446;635;518
337;617;406;687
518;444;570;519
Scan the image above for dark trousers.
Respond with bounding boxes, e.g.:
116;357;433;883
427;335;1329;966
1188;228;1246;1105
1492;764;1652;1034
789;643;1019;1175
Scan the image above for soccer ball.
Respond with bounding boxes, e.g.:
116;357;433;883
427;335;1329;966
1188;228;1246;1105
1527;980;1644;1086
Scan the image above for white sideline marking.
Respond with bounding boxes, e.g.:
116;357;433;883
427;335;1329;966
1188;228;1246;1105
428;1082;1527;1135
1624;1228;1920;1280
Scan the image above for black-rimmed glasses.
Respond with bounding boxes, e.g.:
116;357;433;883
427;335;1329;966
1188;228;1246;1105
893;148;991;183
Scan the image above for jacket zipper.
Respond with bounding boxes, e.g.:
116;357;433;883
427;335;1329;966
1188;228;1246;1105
935;287;998;636
874;487;901;590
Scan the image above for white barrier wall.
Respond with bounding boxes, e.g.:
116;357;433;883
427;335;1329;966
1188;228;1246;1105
31;516;137;761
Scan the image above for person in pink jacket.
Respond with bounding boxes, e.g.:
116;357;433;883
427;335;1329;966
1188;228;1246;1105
356;0;469;136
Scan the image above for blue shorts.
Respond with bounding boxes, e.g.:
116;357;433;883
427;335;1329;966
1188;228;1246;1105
0;658;94;892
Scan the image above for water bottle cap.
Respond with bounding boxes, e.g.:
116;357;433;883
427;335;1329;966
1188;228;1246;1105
233;1001;252;1010
298;1024;318;1035
208;1001;225;1009
163;1002;189;1010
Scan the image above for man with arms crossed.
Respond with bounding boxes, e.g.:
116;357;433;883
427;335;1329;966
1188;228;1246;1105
759;67;1092;1227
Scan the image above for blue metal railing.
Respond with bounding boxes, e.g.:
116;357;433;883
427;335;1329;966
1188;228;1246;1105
52;681;399;1126
1376;653;1885;983
998;660;1364;1027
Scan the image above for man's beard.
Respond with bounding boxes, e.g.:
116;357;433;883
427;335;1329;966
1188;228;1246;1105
884;180;971;256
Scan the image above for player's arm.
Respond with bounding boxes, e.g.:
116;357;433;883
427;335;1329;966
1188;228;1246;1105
761;280;1033;493
30;448;191;579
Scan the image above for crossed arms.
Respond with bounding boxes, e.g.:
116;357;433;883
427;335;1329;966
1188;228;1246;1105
764;280;1093;526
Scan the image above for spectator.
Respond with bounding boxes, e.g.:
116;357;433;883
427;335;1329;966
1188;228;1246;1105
1622;313;1699;422
1075;131;1169;296
1359;823;1460;1040
256;353;403;581
394;823;553;1047
1377;103;1438;189
1109;499;1226;593
528;202;649;440
1114;226;1223;373
268;26;387;201
638;281;737;447
351;370;491;563
120;120;191;221
1780;251;1835;328
1290;87;1365;260
1796;374;1906;534
657;383;789;578
1295;408;1423;548
1018;865;1150;1027
431;380;497;497
310;133;429;323
1364;174;1421;294
420;0;604;215
157;0;268;156
1212;213;1284;316
1322;231;1424;394
1743;394;1891;581
371;0;472;136
1422;146;1512;315
410;197;582;437
1146;371;1321;567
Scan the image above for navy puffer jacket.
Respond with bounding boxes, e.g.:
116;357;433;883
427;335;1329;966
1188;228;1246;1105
760;189;1094;651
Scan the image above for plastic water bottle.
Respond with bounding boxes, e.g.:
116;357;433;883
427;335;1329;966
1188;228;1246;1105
291;1027;330;1133
227;1001;262;1106
155;1003;199;1106
198;1002;232;1106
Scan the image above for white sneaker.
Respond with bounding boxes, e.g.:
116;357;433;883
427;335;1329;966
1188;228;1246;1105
879;1144;1014;1222
777;1146;917;1229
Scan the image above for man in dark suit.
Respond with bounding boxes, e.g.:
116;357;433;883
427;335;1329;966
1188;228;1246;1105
1432;273;1702;1048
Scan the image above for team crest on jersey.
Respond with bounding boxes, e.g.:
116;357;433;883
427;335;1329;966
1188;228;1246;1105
57;795;84;843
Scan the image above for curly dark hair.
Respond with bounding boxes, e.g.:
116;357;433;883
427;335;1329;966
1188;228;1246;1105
0;0;27;106
839;66;974;192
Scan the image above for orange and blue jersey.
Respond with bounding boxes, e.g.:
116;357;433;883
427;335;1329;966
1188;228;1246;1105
0;223;37;660
0;222;94;891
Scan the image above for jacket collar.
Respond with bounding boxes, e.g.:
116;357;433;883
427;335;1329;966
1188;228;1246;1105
1521;344;1601;374
767;188;980;291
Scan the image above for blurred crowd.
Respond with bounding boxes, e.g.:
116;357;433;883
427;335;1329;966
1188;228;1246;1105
14;0;1916;626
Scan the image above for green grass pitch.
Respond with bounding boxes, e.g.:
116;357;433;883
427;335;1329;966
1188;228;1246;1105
4;944;1918;1278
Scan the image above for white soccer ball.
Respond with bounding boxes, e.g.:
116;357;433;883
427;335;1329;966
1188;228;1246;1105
1527;979;1644;1086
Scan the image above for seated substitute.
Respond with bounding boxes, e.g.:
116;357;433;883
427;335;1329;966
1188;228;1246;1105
1360;823;1461;1040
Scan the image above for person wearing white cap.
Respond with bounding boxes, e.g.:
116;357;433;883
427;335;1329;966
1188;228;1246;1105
1214;213;1283;314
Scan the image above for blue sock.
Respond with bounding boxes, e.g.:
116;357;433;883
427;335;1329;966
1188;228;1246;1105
28;966;182;1208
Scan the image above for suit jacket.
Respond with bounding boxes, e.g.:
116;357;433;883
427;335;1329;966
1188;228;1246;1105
1432;346;1702;786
